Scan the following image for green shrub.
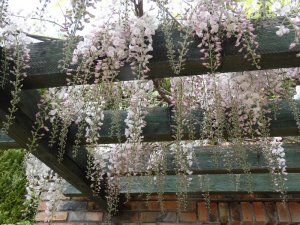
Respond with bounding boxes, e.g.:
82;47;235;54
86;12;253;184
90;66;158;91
0;149;35;224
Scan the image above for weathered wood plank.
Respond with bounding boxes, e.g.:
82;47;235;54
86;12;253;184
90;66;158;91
64;172;300;195
0;89;107;208
23;18;300;89
118;173;300;193
151;143;300;175
67;100;300;145
69;143;300;176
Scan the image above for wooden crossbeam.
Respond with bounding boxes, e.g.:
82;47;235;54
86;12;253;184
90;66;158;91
64;143;300;195
66;100;300;145
23;18;300;89
118;173;300;193
71;143;300;177
134;143;300;175
65;173;300;195
0;89;108;208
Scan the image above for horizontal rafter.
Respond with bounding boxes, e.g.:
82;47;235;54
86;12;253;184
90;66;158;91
67;143;300;177
138;143;300;175
118;173;300;193
64;172;300;195
64;143;300;195
23;18;300;89
66;100;300;145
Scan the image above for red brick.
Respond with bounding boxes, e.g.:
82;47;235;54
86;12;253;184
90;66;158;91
125;201;150;210
38;201;47;211
146;194;176;200
114;211;139;222
253;202;266;225
140;212;161;222
85;212;103;221
276;202;291;225
187;201;197;211
198;202;208;222
209;202;218;222
35;212;68;222
162;201;196;211
161;201;177;210
148;201;160;210
230;202;241;225
241;202;253;225
179;212;197;222
265;202;277;225
288;202;300;223
87;201;103;211
219;203;229;225
126;201;179;211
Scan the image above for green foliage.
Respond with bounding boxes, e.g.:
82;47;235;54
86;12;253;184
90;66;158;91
0;149;34;224
3;221;34;225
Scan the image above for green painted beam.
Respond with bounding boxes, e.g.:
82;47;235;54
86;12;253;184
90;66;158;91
67;100;300;146
0;89;108;208
0;134;20;149
118;173;300;193
64;172;300;195
23;18;300;89
69;143;300;177
63;184;83;197
145;143;300;175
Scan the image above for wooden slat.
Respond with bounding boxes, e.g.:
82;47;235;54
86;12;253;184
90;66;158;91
118;173;300;193
0;89;107;208
23;18;300;89
66;100;300;145
64;172;300;195
148;143;300;175
69;143;300;177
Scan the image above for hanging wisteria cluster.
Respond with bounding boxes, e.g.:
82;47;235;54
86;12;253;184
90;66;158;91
1;0;300;220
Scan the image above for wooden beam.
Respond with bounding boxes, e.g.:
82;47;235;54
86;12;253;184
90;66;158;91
142;143;300;175
69;143;300;178
0;134;20;149
23;18;300;89
66;100;300;145
0;89;108;208
64;142;300;194
118;173;300;193
64;172;300;195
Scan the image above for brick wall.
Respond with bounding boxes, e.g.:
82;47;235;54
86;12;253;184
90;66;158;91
35;193;300;225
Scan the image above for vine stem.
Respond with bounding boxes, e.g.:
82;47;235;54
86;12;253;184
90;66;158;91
153;79;173;105
151;0;182;28
10;14;65;29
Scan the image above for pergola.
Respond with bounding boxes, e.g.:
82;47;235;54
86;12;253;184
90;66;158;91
1;18;300;210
